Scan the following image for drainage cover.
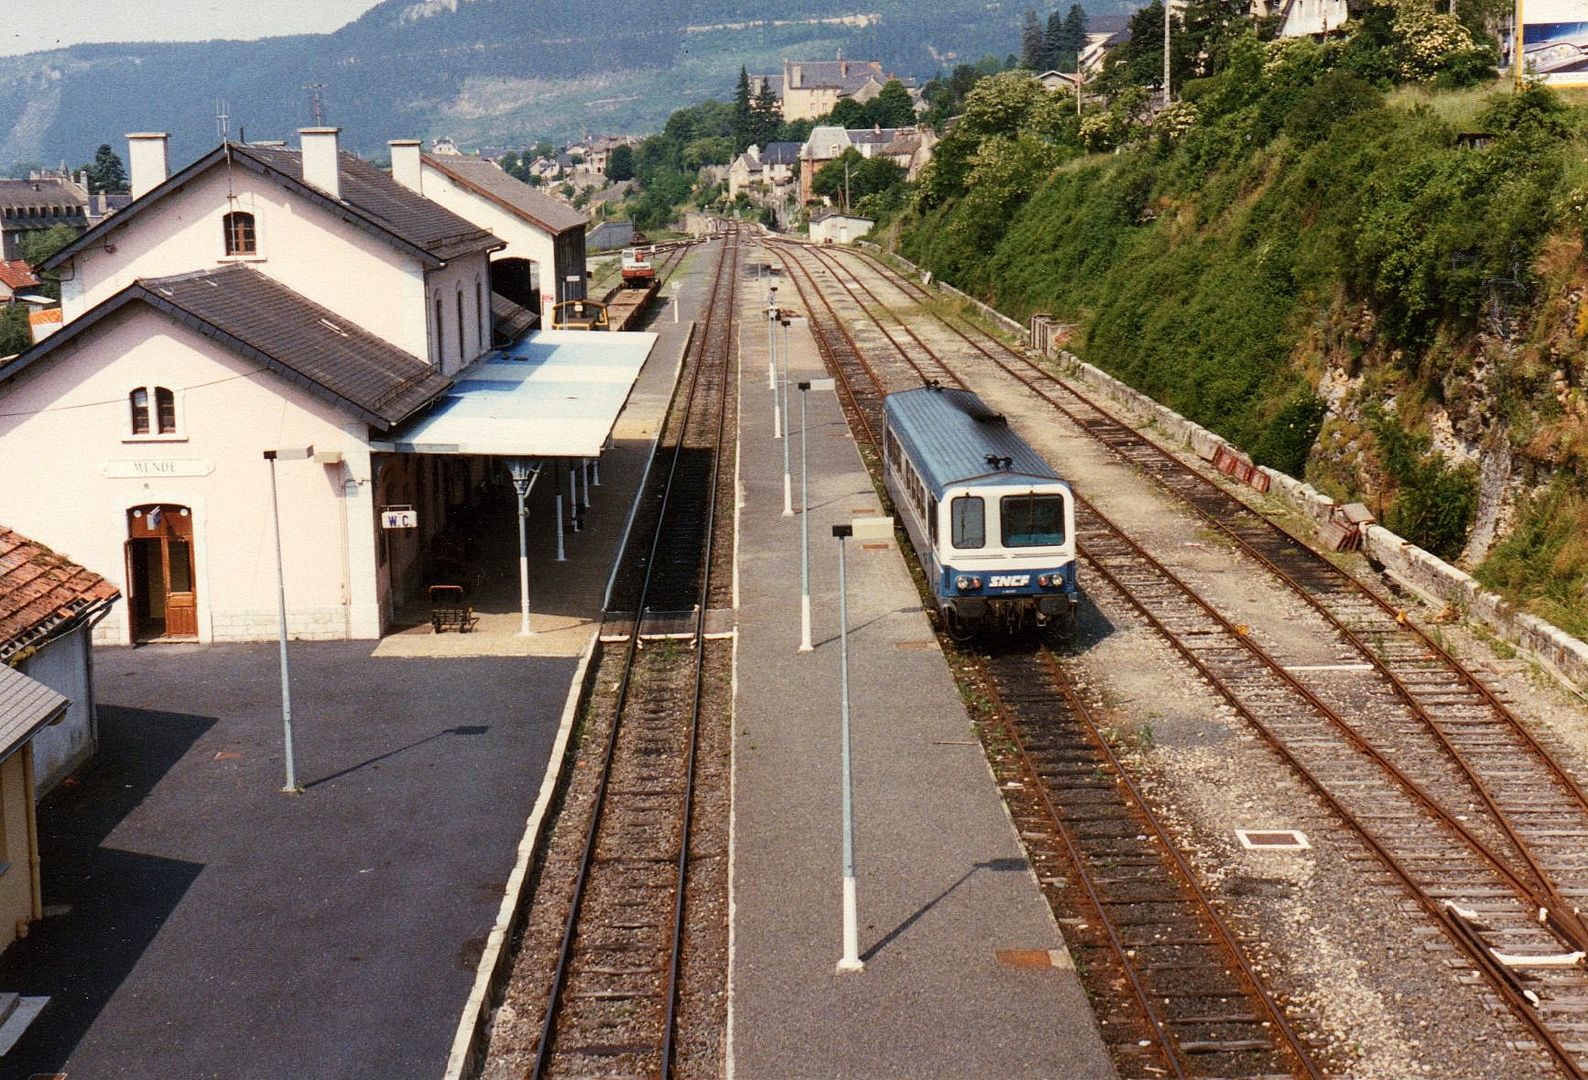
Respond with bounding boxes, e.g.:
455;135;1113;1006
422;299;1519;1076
1236;828;1310;851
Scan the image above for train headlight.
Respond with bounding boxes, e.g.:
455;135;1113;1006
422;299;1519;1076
1037;573;1052;588
954;575;981;592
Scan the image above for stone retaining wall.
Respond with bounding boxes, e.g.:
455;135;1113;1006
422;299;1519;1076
870;244;1588;691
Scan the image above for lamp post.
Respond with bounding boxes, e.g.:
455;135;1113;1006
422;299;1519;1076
798;378;834;652
833;522;863;973
506;458;539;636
766;285;779;389
264;445;313;794
780;315;794;517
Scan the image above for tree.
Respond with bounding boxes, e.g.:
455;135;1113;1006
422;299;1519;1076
606;143;635;182
734;66;754;152
1046;5;1087;71
498;151;521;178
1019;8;1045;70
811;148;907;211
826;97;871;129
868;79;916;128
19;223;78;301
0;306;30;357
85;144;128;194
752;82;782;147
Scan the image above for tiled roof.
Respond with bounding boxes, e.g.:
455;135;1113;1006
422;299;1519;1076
0;259;39;290
0;264;452;430
236;144;500;260
0;177;87;216
761;142;803;166
0;524;119;662
45;141;501;273
421;154;587;235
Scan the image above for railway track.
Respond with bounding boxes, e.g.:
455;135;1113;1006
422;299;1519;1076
765;237;1329;1078
771;235;1588;1077
526;229;739;1080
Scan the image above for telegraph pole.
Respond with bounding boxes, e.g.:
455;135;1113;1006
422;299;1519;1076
1162;1;1172;109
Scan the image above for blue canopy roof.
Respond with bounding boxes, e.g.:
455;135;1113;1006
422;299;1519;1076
380;329;657;458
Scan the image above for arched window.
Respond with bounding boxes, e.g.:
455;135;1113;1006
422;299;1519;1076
223;211;256;256
475;278;485;349
129;388;149;434
456;290;465;361
128;385;179;436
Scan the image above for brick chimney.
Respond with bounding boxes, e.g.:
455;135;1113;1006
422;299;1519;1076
299;127;342;200
389;139;422;193
126;133;169;199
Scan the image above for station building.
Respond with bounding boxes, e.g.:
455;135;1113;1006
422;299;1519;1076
391;141;588;328
0;129;651;646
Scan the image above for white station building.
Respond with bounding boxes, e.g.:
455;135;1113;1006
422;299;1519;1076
0;129;653;645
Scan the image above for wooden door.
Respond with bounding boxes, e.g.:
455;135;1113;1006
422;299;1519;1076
126;506;197;640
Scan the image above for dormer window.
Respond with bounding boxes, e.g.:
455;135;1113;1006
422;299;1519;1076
223;211;257;256
129;385;180;438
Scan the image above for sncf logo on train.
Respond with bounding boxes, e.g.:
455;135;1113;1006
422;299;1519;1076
988;574;1030;588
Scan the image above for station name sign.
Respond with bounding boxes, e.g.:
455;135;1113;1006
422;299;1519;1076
101;458;214;478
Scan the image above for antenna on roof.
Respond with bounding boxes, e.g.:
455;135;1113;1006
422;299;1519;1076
304;83;326;126
215;99;230;141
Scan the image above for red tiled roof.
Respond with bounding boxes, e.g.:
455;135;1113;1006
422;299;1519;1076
0;525;119;661
0;259;39;291
27;309;61;328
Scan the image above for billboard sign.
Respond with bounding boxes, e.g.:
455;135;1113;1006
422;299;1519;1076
1519;0;1588;85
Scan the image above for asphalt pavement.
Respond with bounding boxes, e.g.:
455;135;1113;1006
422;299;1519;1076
0;642;573;1080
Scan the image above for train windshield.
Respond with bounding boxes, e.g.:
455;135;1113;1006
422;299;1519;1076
1001;493;1066;547
951;496;985;549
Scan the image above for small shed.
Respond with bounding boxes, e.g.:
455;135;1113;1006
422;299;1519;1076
809;211;875;245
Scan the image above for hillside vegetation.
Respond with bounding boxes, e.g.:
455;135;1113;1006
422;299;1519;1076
884;2;1588;636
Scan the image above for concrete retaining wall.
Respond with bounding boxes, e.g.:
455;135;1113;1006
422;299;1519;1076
871;245;1588;692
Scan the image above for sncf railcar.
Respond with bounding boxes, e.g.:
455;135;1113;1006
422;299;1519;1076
883;386;1078;639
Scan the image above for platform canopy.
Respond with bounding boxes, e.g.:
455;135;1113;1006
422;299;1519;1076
382;329;658;458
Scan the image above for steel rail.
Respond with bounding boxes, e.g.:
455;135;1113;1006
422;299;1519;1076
784;240;1588;1080
979;647;1324;1079
821;243;1588;952
530;228;738;1080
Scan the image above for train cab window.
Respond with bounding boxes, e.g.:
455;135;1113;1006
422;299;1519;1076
951;496;985;549
1001;493;1066;547
928;497;939;546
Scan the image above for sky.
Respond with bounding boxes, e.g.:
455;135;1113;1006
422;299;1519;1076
0;0;383;57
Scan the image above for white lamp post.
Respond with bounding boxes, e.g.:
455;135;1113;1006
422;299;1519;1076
506;458;539;636
833;522;863;973
798;378;834;652
264;445;313;794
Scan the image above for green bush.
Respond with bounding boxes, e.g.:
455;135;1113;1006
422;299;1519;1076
1371;411;1476;558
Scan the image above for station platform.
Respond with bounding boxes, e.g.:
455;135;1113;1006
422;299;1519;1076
729;247;1116;1077
372;257;701;660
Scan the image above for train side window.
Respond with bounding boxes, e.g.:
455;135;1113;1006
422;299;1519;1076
951;496;985;549
1001;493;1066;547
929;497;938;545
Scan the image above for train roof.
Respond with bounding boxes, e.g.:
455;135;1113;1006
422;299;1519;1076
884;386;1063;492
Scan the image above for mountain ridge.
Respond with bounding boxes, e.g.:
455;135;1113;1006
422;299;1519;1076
0;0;1062;170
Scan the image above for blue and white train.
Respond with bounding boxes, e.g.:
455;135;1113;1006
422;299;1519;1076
883;385;1079;639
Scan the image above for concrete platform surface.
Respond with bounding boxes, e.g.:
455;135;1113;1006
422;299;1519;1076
729;246;1116;1079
